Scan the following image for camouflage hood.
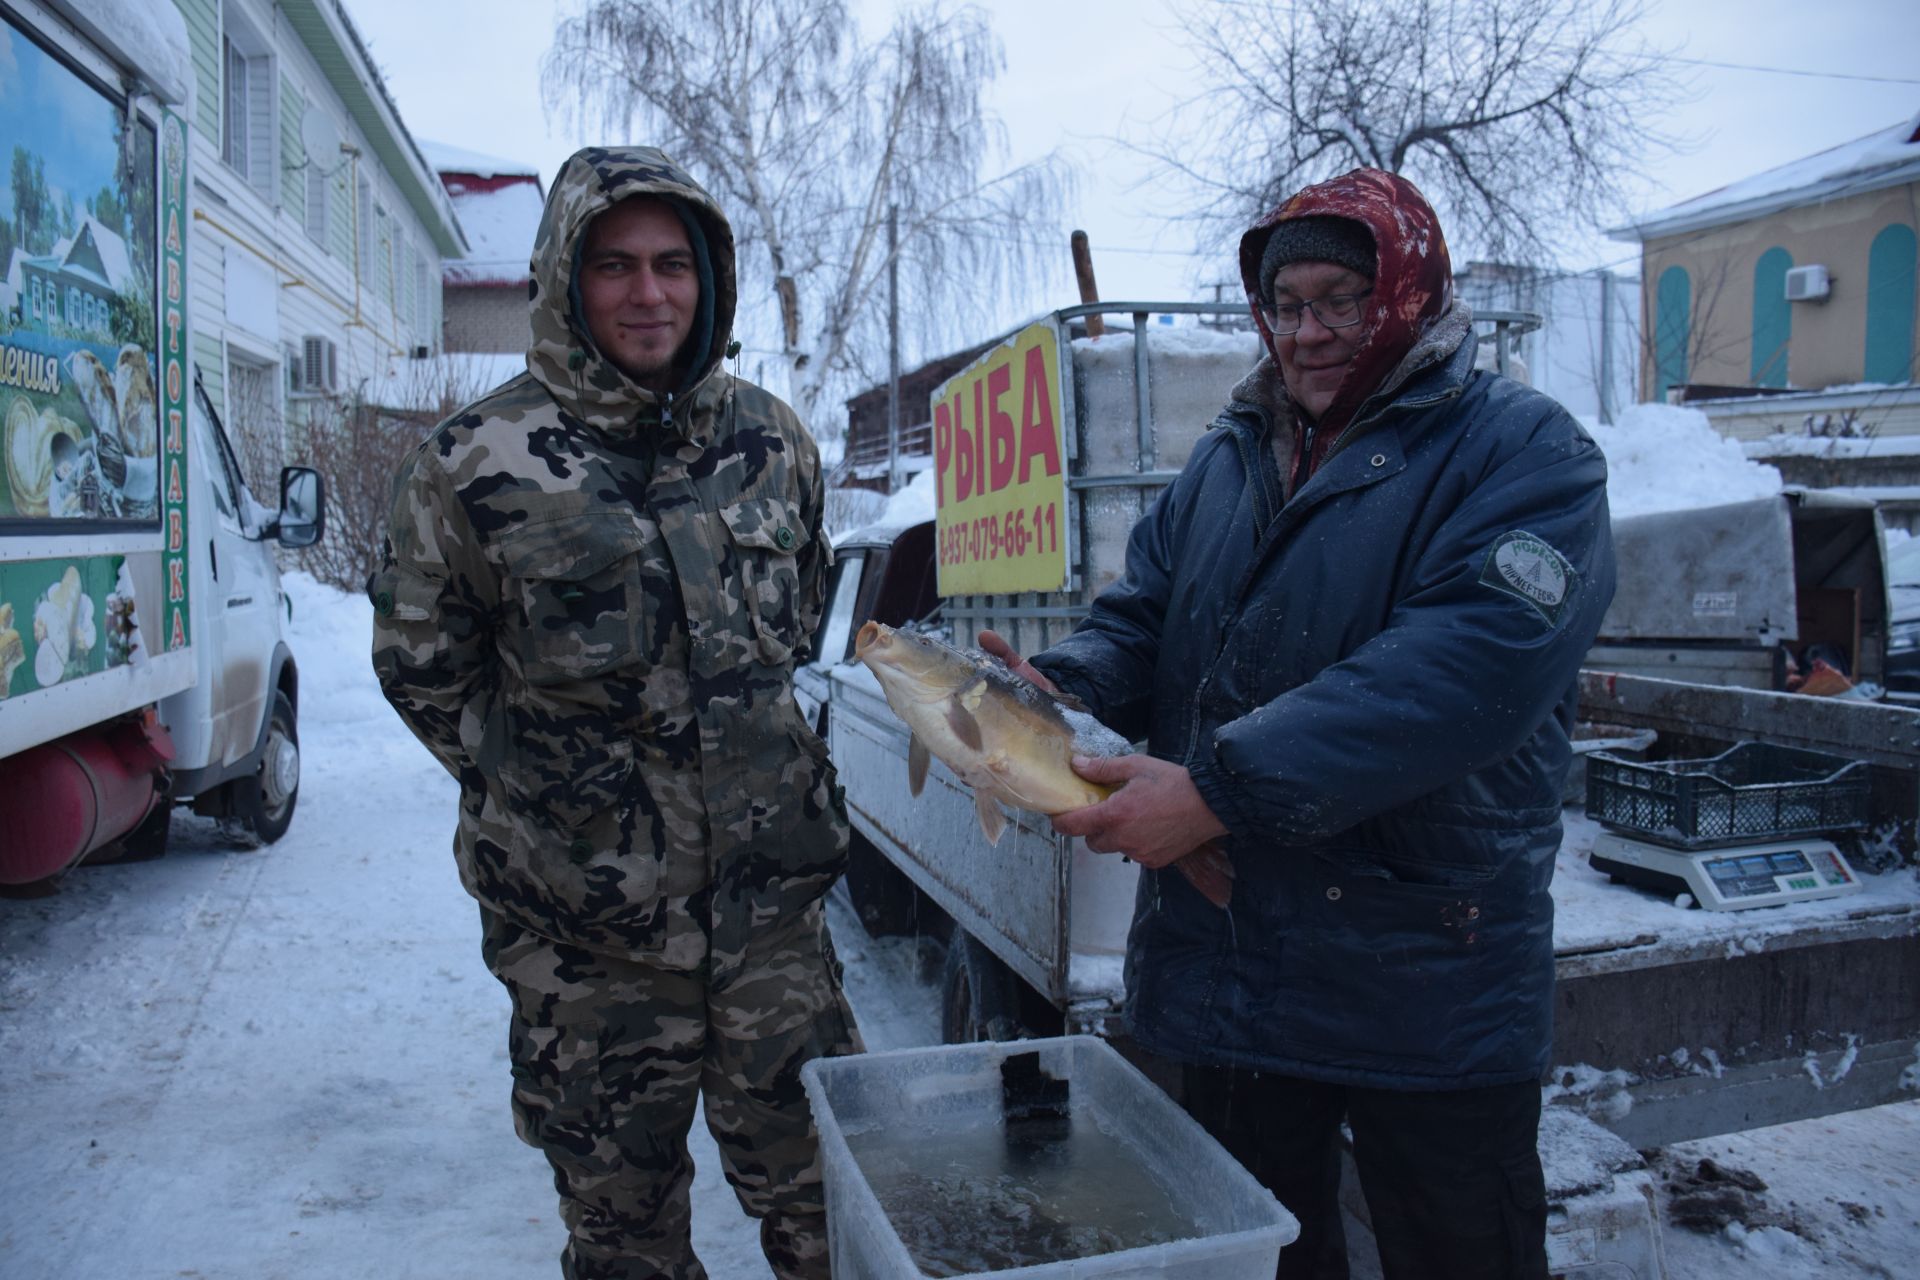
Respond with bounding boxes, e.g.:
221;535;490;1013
527;146;738;428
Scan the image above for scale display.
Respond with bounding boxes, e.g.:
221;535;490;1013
1589;833;1864;912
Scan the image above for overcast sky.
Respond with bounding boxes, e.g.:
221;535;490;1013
342;0;1920;357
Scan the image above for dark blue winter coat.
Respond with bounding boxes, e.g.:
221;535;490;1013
1031;324;1616;1090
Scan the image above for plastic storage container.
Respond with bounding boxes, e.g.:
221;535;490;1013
1562;723;1659;806
800;1035;1297;1279
1584;741;1870;849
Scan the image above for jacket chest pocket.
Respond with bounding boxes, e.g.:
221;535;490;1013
720;497;809;665
497;513;655;685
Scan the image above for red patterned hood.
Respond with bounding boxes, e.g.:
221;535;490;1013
1238;169;1454;435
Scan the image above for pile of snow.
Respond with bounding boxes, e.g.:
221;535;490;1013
880;468;936;526
1585;404;1784;520
53;0;193;106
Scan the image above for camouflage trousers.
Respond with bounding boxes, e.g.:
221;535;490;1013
480;896;864;1280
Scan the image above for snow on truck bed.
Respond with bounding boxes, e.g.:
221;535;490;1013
1552;809;1919;966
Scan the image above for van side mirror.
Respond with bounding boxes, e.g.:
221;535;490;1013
276;467;325;548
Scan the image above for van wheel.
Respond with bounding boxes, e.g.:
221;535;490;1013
941;932;1059;1044
234;691;300;844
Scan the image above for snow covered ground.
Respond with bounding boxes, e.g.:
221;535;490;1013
2;501;1916;1277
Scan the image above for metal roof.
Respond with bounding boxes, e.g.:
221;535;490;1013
1608;112;1920;244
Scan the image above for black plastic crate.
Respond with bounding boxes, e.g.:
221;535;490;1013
1584;741;1870;850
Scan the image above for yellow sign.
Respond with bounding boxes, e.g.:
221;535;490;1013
932;320;1068;595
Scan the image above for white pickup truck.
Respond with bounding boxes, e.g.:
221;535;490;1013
803;302;1920;1127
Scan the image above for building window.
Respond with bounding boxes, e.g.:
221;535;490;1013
376;203;392;306
226;348;284;496
413;248;429;345
305;161;330;244
1654;265;1690;399
303;116;333;246
221;5;275;202
1751;248;1792;388
221;36;249;174
357;175;374;288
397;236;411;328
1865;223;1917;385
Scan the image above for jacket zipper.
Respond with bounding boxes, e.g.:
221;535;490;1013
1181;369;1467;769
1189;413;1272;764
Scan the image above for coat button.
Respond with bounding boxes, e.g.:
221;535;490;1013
775;526;796;550
373;590;394;616
1370;453;1387;467
567;839;593;863
1326;886;1343;902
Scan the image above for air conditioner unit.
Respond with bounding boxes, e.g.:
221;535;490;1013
1784;264;1831;303
297;335;339;394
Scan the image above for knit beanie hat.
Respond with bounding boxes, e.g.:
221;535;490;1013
1258;215;1376;300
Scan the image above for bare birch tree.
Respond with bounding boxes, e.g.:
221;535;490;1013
543;0;1072;438
1141;0;1683;266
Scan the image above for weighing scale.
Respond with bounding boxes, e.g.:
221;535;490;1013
1589;831;1864;912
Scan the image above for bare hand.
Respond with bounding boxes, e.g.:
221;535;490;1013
976;629;1059;695
1050;754;1229;869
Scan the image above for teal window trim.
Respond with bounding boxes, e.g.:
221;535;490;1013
1865;223;1917;385
1655;266;1691;399
1751;247;1793;388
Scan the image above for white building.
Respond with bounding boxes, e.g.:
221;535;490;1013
423;139;545;356
172;0;465;484
1454;263;1641;425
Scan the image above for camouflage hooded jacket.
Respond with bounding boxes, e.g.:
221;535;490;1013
370;147;845;967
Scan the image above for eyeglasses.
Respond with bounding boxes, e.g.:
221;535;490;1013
1260;289;1373;335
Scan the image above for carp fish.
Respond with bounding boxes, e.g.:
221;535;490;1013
854;621;1233;907
65;348;125;490
114;345;158;459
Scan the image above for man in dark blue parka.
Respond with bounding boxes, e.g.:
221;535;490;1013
985;170;1616;1278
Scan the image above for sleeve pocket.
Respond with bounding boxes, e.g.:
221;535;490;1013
371;564;443;625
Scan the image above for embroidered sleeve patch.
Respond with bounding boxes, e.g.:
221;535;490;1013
1479;530;1575;624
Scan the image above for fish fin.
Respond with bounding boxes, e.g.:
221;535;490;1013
1051;688;1092;715
945;696;984;751
1175;842;1235;909
908;735;929;797
974;790;1008;846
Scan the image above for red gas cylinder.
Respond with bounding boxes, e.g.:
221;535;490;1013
0;716;175;885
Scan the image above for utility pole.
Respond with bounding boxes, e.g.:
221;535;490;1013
887;203;901;495
1598;269;1615;425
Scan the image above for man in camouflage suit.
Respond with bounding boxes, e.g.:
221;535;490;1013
370;146;861;1280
